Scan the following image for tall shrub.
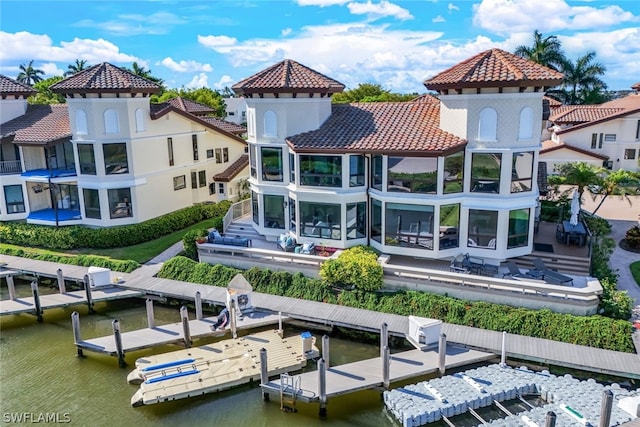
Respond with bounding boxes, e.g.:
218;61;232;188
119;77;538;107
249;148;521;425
320;246;383;291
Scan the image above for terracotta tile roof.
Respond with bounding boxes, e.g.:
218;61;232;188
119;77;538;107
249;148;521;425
0;104;70;145
0;74;37;97
424;49;564;91
411;94;440;104
540;139;609;160
632;82;640;90
287;101;466;155
50;62;161;95
151;96;215;117
232;59;345;96
200;116;246;135
543;95;562;108
214;154;249;182
549;105;625;124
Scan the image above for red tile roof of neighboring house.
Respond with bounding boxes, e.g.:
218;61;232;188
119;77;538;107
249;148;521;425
50;62;161;95
632;82;640;90
200;116;246;135
0;104;70;145
540;139;609;160
287;101;466;155
424;49;564;91
151;96;216;117
232;59;345;96
214;154;249;182
0;74;37;97
552;94;640;134
543;95;562;108
411;94;440;103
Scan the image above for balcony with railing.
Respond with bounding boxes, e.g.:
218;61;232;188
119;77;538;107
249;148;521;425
0;160;22;175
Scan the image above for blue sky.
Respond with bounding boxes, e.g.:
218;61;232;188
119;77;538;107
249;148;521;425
1;0;639;94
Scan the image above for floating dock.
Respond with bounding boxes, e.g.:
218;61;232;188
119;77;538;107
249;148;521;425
129;329;317;406
384;364;639;427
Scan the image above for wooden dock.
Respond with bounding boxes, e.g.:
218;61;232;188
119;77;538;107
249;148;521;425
129;329;316;406
262;345;494;402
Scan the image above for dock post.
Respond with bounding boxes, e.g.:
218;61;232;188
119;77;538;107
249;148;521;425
230;304;237;339
322;335;330;368
438;333;447;376
112;319;126;368
195;291;203;320
71;311;83;357
6;275;16;300
180;306;191;348
380;322;388;359
146;299;155;328
259;348;269;402
278;311;283;338
318;358;327;418
500;331;507;367
382;346;390;390
83;274;94;314
545;411;556;427
599;390;613;427
31;281;43;322
57;268;66;294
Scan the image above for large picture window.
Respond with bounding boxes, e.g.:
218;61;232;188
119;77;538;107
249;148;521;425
261;147;283;182
103;143;129;175
83;188;101;219
443;151;464;194
511;151;533;193
371;199;382;243
371;155;383;190
4;185;25;214
250;145;257;179
349;155;365;187
387;157;437;194
508;208;530;249
346;202;366;240
289;152;295;184
385;203;434;250
251;191;259;225
439;204;460;249
299;155;341;187
108;188;132;219
300;202;341;239
263;194;285;229
468;209;498;249
77;144;96;175
471;153;501;193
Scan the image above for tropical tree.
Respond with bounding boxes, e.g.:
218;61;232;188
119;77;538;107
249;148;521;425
549;161;604;200
590;169;640;216
332;83;417;104
16;60;45;85
125;62;164;86
28;76;65;105
514;30;565;71
556;52;607;104
64;59;88;76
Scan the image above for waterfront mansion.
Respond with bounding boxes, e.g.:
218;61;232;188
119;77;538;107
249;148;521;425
0;64;248;226
232;49;564;263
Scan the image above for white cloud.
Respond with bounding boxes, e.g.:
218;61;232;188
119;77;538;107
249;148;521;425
347;0;413;21
296;0;349;6
39;62;65;77
282;28;293;37
210;75;235;91
160;57;213;73
197;35;238;48
74;11;187;36
448;3;459;13
186;73;209;88
432;15;445;23
473;0;638;35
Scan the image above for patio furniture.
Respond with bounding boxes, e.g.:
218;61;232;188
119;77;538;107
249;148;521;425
208;229;251;247
276;232;297;252
533;258;574;286
449;254;469;274
502;261;526;279
462;253;484;274
561;221;587;247
299;241;315;254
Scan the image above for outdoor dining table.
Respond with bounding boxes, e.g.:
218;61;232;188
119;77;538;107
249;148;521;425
562;220;587;246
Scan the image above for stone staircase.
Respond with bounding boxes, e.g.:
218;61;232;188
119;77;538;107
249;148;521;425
513;252;591;276
224;221;264;240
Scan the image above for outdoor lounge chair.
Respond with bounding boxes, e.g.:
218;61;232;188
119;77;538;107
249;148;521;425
533;258;574;286
502;261;526;279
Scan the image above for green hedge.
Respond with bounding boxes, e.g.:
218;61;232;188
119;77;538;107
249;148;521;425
0;201;230;250
157;256;634;353
0;246;139;273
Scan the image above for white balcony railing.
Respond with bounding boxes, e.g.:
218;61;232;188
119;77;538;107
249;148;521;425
0;160;22;175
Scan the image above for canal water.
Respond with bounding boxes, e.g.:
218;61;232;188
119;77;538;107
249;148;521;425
0;281;404;427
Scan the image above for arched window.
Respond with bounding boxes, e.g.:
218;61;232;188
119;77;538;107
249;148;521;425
518;107;534;140
104;109;119;134
263;110;277;138
135;108;145;132
75;109;88;135
478;108;497;141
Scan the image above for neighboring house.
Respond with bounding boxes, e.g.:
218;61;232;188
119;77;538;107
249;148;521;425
224;97;247;125
0;65;248;226
541;89;640;173
233;50;563;263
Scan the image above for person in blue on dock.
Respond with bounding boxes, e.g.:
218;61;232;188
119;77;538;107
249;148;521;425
211;307;229;331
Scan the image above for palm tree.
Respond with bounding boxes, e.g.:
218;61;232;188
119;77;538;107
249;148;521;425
64;59;88;76
514;30;565;71
16;60;45;85
557;52;607;104
554;161;604;200
125;62;164;85
591;170;640;216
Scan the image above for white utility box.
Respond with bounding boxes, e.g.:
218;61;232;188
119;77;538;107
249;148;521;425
87;266;111;288
407;316;442;350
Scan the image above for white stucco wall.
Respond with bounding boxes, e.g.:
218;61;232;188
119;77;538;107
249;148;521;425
0;98;29;124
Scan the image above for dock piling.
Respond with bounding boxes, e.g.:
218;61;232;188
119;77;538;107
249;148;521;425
545;411;556;427
438;333;447;376
195;291;203;320
146;299;155;328
599;390;613;427
230;304;237;339
322;335;330;368
6;275;16;300
31;281;43;322
259;348;269;401
57;268;66;294
380;322;388;359
113;319;126;368
500;331;507;367
71;311;83;357
83;275;94;314
180;306;191;348
318;358;327;418
382;346;390;389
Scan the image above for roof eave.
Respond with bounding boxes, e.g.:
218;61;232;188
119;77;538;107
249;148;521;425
424;79;563;91
151;106;246;144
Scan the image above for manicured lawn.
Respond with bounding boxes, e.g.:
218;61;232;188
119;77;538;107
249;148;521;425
631;261;640;287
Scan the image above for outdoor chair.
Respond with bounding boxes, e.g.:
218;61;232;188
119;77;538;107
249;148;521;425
502;261;526;279
462;253;484;275
533;258;573;286
449;254;469;274
555;224;565;243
